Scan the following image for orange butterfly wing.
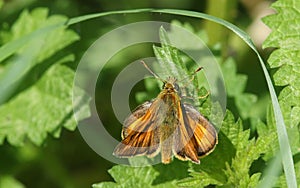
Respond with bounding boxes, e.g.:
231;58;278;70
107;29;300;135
113;100;162;158
173;103;218;164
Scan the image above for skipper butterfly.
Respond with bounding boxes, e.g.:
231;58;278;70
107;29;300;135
113;62;218;164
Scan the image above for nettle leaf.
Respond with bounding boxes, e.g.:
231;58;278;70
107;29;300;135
254;116;278;161
137;25;204;103
152;26;210;106
222;112;276;187
95;158;192;188
263;0;300;151
153;27;188;80
0;176;25;188
221;110;243;147
0;8;79;104
93;165;158;188
0;8;86;146
221;58;257;119
262;1;300;185
0;63;91;146
176;171;222;187
92;164;177;188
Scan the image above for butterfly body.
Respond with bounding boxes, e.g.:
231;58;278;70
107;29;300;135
113;76;217;164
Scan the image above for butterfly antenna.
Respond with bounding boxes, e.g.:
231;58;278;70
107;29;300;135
179;66;203;83
190;66;203;82
141;61;165;82
194;66;204;73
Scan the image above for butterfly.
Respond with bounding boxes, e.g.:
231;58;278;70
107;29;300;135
113;62;218;164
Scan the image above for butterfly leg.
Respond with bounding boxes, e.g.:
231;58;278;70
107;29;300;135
198;90;210;99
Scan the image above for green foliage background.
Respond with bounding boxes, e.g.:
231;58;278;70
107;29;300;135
0;0;299;187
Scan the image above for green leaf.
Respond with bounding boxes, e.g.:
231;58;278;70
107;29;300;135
263;0;300;153
220;111;242;147
248;173;261;187
0;8;79;104
221;58;257;119
222;113;275;187
92;164;177;188
105;165;158;187
0;8;85;146
151;160;189;186
138;25;206;105
153;27;188;80
176;171;222;187
254;117;278;161
152;26;208;107
263;0;300;186
0;63;90;146
0;176;25;188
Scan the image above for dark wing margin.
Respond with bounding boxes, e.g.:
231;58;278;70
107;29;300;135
173;103;218;164
113;101;160;158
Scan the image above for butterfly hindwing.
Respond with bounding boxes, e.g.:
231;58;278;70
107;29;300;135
173;103;218;164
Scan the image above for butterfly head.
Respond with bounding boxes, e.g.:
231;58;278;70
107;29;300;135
163;77;180;94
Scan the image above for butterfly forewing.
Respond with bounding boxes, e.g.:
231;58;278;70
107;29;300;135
113;100;165;158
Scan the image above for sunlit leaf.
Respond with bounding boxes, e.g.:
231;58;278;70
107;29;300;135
0;64;90;146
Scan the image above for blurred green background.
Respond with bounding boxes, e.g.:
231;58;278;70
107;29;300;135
0;0;274;187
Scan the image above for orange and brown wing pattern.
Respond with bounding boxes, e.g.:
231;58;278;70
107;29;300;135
173;103;218;164
113;101;162;158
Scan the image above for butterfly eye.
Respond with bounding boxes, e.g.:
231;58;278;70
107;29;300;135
174;83;180;91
